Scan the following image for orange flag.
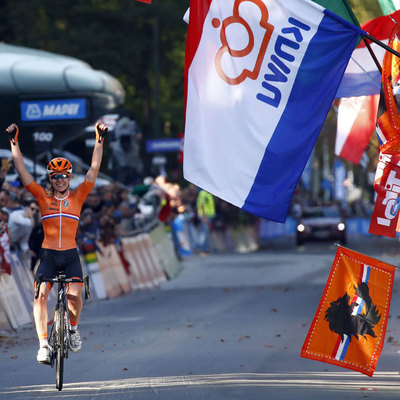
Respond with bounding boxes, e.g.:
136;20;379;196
301;246;396;377
377;21;400;154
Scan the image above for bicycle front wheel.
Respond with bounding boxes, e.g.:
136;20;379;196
55;303;65;391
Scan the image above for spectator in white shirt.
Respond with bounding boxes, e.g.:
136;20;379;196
8;200;39;253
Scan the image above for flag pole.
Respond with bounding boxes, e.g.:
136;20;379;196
322;9;400;60
363;37;382;73
335;243;400;270
363;31;400;59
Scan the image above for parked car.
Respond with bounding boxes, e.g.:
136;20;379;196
296;205;347;246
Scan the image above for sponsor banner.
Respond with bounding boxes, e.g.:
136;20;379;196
21;98;87;122
333;158;347;201
369;153;400;237
146;138;183;153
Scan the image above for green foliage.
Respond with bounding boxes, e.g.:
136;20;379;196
0;0;189;137
348;0;383;24
0;0;386;143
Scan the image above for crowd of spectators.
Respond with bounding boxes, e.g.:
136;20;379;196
0;156;261;274
0;129;262;270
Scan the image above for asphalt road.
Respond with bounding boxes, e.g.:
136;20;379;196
1;236;400;399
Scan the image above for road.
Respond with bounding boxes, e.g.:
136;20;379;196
1;236;400;399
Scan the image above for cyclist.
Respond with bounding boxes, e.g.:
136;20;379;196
5;122;108;364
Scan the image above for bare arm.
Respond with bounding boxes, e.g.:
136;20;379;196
5;124;34;187
85;122;108;183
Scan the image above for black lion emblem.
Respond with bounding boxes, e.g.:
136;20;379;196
324;282;381;341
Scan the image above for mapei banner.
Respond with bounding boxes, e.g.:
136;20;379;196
184;0;361;222
20;98;87;122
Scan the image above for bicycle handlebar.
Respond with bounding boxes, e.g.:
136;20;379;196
35;274;90;300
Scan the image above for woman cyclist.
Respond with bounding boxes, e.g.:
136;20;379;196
5;122;108;364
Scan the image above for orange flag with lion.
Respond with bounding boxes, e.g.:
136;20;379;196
301;246;395;377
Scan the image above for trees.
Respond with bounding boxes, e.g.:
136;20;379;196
0;0;188;137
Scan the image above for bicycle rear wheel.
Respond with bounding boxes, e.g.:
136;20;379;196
55;303;65;391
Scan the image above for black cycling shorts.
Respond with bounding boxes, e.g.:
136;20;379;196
34;248;83;281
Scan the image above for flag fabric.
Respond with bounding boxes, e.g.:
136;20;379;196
312;0;360;26
369;20;400;237
378;0;400;15
301;246;396;377
369;153;400;237
0;227;11;275
335;95;379;164
376;21;400;154
136;0;152;3
336;10;400;98
184;0;361;223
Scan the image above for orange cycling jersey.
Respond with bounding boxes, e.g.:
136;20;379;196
26;179;95;250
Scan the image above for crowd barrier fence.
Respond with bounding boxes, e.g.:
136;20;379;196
0;222;181;331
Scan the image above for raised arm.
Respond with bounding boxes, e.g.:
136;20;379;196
5;124;34;187
85;122;108;183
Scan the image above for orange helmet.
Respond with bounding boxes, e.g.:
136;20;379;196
47;157;72;176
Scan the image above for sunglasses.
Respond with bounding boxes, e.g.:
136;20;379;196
51;174;70;181
30;206;39;212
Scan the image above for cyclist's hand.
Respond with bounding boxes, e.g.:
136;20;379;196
5;123;19;145
95;122;108;143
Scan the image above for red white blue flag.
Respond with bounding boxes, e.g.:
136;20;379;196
184;0;361;222
337;10;400;98
335;95;379;164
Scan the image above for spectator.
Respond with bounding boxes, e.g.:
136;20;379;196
82;188;104;215
8;199;38;253
110;115;143;186
0;157;11;189
98;214;116;246
0;188;23;214
79;208;99;242
0;207;11;275
28;204;44;272
0;189;9;209
116;201;136;235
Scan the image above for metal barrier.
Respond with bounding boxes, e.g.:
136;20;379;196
0;222;181;331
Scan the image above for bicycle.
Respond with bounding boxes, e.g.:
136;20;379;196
34;273;90;391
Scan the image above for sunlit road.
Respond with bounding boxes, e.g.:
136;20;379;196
2;236;400;399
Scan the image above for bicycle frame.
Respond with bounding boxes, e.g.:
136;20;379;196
34;273;90;391
48;278;70;364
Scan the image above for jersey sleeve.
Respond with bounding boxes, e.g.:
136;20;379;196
75;179;95;205
25;180;47;202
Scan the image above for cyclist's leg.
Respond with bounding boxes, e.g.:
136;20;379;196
63;248;83;324
67;282;83;325
33;281;50;342
34;250;56;363
63;249;84;352
34;250;57;339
